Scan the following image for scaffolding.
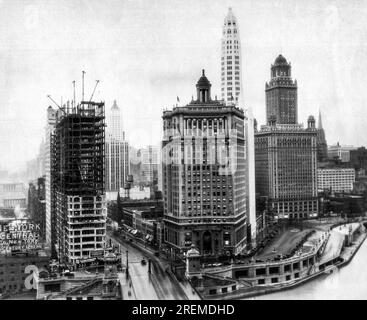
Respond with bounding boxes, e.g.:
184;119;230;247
51;100;106;264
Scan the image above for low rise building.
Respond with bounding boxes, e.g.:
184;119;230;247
0;183;27;209
317;167;355;193
0;251;49;296
328;143;357;163
35;266;121;300
350;146;367;172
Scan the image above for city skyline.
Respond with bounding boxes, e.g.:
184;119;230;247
1;0;367;174
1;1;367;302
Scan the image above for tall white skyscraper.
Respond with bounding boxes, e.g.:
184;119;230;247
109;100;124;141
106;100;130;193
221;7;242;104
222;8;256;241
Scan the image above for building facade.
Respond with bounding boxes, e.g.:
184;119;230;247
328;143;357;163
0;183;27;209
105;101;129;192
0;252;49;296
162;70;250;256
256;55;318;220
45;106;57;247
350;147;367;172
317;168;355;193
265;55;298;125
221;7;242;104
255;119;318;219
28;177;46;241
316;110;328;162
51;101;106;265
140;145;159;186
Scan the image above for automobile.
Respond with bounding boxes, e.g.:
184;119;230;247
141;259;147;265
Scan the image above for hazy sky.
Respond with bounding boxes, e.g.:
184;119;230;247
1;0;367;172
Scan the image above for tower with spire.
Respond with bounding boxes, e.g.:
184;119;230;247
221;7;242;104
255;55;318;220
265;54;298;124
317;109;328;162
106;100;130;193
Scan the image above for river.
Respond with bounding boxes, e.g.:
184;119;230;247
250;237;367;300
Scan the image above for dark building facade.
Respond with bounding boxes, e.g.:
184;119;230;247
350;147;367;172
316;110;328;162
162;70;249;256
0;252;49;296
28;176;46;241
51;101;106;264
265;55;298;125
256;55;318;220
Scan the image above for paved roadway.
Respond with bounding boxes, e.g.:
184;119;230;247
257;229;311;260
108;233;190;300
318;223;360;265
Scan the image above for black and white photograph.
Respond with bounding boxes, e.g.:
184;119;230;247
1;0;367;308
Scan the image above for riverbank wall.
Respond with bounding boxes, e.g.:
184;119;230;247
203;225;367;300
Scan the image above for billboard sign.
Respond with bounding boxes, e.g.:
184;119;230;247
0;220;41;253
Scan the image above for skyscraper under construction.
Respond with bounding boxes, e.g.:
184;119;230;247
51;100;106;264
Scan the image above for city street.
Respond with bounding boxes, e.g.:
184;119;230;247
107;233;191;300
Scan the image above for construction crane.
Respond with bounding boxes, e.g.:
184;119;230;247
88;80;100;103
47;95;66;114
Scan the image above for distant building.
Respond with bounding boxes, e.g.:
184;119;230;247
105;100;130;192
122;205;163;226
45;106;57;248
327;194;365;217
129;145;159;188
162;70;251;256
350;146;367;172
122;205;163;246
221;7;242;103
316;110;328;162
140;145;159;186
28;177;46;241
0;183;27;209
353;175;367;195
328;143;357;163
317;167;355;193
265;55;298;125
